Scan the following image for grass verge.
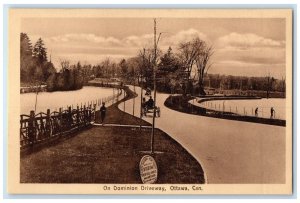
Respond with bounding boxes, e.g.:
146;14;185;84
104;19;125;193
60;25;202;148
20;87;205;184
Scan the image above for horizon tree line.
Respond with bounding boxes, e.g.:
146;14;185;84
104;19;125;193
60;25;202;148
21;32;285;95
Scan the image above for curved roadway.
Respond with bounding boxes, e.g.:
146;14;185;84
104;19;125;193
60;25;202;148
118;86;286;184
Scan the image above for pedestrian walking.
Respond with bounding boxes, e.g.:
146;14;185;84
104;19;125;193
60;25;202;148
255;107;258;117
100;102;107;125
270;107;275;119
141;97;146;116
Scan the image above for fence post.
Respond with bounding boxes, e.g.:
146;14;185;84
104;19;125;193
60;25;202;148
83;105;87;126
68;106;72;129
46;109;51;137
93;104;97;121
88;105;92;122
28;110;35;147
59;108;62;134
77;106;80;128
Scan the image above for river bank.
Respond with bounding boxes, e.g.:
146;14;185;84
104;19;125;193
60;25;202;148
164;95;286;127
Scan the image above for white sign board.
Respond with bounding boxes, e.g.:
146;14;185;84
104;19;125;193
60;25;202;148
139;155;158;184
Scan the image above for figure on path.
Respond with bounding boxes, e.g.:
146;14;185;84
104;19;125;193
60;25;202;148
141;97;146;116
147;96;154;109
255;107;258;117
270;107;275;119
100;102;107;125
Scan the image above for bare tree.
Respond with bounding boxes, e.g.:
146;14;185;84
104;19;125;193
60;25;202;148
102;58;111;77
178;37;213;95
195;44;213;95
178;37;204;80
60;59;70;72
137;48;155;88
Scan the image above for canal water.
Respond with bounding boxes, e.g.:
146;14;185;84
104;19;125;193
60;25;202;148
119;86;286;183
200;98;286;119
20;86;119;115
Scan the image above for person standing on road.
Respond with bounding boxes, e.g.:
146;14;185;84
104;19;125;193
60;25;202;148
100;102;107;125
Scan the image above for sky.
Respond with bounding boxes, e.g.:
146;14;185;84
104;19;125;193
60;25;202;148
22;18;286;79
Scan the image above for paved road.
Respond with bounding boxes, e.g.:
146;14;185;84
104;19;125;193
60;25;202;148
119;86;286;184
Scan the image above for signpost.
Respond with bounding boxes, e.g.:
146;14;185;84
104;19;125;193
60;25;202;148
139;155;158;184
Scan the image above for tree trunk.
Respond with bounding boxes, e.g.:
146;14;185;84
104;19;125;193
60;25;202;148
198;78;206;96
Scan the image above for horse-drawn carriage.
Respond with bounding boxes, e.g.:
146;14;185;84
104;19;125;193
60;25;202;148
141;97;160;117
142;104;160;117
141;88;160;117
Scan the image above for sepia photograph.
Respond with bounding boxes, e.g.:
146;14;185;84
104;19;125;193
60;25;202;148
7;8;293;195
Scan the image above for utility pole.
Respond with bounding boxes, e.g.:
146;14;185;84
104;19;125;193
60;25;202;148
151;18;157;154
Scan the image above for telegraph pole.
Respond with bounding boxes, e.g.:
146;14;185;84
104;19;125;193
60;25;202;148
151;19;157;154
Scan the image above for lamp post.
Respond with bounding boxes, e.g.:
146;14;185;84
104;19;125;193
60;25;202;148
151;19;165;154
140;48;145;119
150;19;157;153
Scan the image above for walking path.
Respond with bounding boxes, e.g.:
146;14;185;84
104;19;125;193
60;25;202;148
119;86;286;183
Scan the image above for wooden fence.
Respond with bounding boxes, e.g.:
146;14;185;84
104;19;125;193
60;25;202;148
20;105;96;148
20;89;123;149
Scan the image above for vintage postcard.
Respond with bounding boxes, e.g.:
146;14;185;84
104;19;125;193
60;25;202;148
7;8;293;195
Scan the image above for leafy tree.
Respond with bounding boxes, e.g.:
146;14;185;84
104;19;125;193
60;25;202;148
56;73;65;90
43;61;56;81
33;65;43;82
157;47;182;93
46;73;57;91
73;62;84;89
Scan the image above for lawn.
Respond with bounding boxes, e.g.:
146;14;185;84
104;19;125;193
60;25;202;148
20;86;205;184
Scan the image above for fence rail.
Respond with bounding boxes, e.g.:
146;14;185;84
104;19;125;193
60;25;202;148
199;100;284;119
20;89;123;149
20;105;96;148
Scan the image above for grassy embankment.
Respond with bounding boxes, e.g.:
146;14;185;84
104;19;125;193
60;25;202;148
164;95;286;127
20;87;205;184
